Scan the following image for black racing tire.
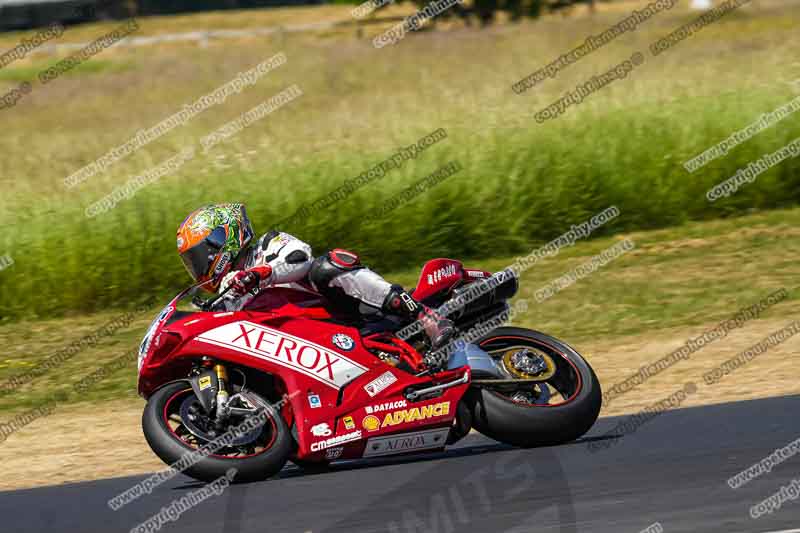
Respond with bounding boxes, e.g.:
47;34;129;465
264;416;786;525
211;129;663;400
142;381;291;483
467;327;602;447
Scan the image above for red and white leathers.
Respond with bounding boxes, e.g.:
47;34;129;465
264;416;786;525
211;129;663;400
219;231;392;311
219;230;454;363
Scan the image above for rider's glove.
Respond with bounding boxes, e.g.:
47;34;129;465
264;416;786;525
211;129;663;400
223;265;273;297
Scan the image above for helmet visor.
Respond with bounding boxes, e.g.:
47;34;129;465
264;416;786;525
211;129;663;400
179;227;226;281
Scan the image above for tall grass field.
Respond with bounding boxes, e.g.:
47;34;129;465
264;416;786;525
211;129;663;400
0;0;798;320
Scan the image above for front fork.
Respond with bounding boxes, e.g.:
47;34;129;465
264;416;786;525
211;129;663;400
214;364;230;419
189;361;231;420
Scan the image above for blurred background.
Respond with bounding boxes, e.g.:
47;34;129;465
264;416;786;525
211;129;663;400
0;0;798;489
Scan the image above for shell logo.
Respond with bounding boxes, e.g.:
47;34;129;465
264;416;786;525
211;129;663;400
362;415;381;432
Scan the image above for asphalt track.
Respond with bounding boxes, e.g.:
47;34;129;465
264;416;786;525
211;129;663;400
3;394;800;533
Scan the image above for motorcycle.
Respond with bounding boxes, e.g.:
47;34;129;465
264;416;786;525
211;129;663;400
137;258;602;482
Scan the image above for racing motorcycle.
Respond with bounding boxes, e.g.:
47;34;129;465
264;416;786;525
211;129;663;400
137;259;602;482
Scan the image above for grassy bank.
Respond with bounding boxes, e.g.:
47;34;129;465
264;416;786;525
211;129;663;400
0;0;799;320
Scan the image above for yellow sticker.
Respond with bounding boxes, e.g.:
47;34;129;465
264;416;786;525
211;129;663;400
343;416;355;430
381;402;450;428
198;376;212;390
362;415;381;432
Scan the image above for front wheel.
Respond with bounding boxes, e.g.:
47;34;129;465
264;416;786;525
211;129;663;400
467;327;602;447
142;381;291;483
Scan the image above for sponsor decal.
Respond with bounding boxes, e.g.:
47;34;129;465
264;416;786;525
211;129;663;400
308;393;322;409
343;416;355;430
365;400;407;414
364;371;397;397
311;423;332;437
362;415;381;432
213;252;231;276
363;428;450;458
400;292;418;313
427;264;458;285
270;234;291;247
176;236;184;248
198;376;212;390
331;333;355;351
310;430;362;452
325;447;344;460
196;321;368;389
466;270;486;278
380;401;450;428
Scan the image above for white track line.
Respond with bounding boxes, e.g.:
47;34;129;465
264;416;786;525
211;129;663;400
759;528;800;533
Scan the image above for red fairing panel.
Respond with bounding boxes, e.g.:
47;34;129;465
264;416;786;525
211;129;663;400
137;285;472;462
412;258;464;301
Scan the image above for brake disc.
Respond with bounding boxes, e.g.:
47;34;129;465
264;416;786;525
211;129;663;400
179;396;263;446
500;346;557;381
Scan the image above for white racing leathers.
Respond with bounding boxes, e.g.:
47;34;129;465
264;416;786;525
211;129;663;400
219;231;392;312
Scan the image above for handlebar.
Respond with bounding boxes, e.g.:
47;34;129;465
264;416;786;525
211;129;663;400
198;272;260;312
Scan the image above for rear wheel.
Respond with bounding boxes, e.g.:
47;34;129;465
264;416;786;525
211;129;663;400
142;381;291;483
467;327;601;447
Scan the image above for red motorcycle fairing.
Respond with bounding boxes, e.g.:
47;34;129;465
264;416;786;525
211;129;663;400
412;258;464;301
138;286;470;461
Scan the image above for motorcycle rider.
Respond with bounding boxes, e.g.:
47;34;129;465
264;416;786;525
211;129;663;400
176;203;454;367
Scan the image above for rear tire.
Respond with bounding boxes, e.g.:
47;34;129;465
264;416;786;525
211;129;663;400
142;381;291;483
468;327;601;447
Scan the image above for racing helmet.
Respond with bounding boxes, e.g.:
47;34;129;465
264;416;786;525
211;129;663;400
176;203;254;289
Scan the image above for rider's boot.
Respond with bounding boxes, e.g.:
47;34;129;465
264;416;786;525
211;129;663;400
382;286;455;369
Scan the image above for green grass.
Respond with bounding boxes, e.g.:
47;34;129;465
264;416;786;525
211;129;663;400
0;59;134;83
0;208;797;413
0;1;799;321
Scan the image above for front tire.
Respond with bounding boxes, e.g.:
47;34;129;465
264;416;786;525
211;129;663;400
468;327;602;447
142;381;291;483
